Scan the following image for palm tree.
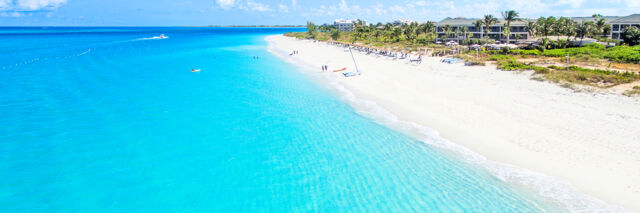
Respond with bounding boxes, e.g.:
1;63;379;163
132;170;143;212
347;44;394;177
473;20;483;38
384;23;393;31
526;21;536;39
538;37;551;51
460;26;469;42
306;21;317;38
373;30;382;41
559;18;576;40
536;16;556;38
444;25;453;41
622;26;640;45
425;21;436;34
576;21;595;45
455;27;462;41
502;23;510;42
595;18;606;37
330;29;341;41
482;15;498;39
392;27;403;42
404;24;417;41
501;10;520;43
554;17;568;39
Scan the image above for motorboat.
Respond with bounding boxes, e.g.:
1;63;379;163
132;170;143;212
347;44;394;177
150;34;168;39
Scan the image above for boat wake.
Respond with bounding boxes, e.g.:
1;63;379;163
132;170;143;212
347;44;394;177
138;34;169;40
78;49;91;56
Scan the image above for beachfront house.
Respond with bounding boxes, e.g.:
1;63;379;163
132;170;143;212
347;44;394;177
610;14;640;40
435;17;530;42
333;19;369;32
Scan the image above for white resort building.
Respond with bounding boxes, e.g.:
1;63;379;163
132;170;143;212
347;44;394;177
435;17;530;42
392;19;416;26
610;14;640;40
333;19;369;32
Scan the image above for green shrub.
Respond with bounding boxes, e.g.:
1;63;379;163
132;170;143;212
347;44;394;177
496;60;548;73
489;55;516;61
602;45;640;64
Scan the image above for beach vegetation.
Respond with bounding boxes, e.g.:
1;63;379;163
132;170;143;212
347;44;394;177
330;29;341;41
306;21;317;38
286;12;640;90
544;65;640;87
482;15;498;38
488;43;640;64
501;10;521;44
623;86;640;96
622;26;640;46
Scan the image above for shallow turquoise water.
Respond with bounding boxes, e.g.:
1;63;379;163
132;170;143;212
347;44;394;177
0;27;558;212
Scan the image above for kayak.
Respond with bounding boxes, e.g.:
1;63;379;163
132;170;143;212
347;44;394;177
191;69;201;72
333;67;347;72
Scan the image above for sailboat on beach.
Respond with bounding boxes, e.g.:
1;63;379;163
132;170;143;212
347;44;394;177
343;45;361;77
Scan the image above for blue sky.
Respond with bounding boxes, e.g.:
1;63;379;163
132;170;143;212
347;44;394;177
1;0;639;26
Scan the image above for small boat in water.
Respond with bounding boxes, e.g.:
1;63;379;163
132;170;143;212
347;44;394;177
191;69;201;72
150;34;168;39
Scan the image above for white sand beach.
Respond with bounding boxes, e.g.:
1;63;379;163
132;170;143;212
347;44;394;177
267;35;640;212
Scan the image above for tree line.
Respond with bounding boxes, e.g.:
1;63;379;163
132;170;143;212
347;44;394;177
304;11;640;48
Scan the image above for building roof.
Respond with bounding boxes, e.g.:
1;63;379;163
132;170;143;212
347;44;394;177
570;16;619;24
436;17;477;26
610;14;640;23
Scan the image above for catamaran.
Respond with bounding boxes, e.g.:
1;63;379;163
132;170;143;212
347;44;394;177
343;45;361;77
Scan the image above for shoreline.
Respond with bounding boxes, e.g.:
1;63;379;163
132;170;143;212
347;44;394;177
266;35;640;212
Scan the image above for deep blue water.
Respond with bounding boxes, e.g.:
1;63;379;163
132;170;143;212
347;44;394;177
0;27;558;212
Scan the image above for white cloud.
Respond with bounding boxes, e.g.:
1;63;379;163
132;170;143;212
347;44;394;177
17;0;66;10
216;0;273;12
0;0;67;11
556;0;585;8
0;11;23;17
0;0;11;9
389;5;405;14
216;0;235;10
291;0;296;7
338;0;348;12
372;3;387;15
278;4;288;13
246;1;272;12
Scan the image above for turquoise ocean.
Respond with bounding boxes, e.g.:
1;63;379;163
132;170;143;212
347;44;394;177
0;27;565;212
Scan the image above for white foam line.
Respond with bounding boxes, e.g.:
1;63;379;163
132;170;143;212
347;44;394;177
266;37;631;213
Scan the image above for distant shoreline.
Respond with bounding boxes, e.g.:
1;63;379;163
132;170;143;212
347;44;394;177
0;26;306;28
191;25;305;28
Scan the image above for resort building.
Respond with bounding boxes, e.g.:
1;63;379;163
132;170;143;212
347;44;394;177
435;17;530;42
610;14;640;40
333;19;369;32
392;19;416;26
